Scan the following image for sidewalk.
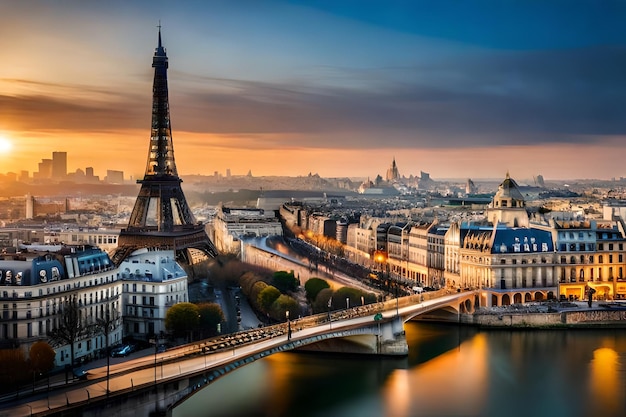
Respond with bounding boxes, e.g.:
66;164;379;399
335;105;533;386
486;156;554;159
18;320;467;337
0;346;157;408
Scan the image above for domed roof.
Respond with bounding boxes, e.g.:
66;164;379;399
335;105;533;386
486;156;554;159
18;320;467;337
493;172;525;204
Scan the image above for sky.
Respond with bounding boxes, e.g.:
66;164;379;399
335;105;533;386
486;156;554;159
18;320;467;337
1;0;626;182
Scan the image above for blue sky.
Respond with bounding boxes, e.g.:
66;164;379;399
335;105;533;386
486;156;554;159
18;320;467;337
1;0;625;180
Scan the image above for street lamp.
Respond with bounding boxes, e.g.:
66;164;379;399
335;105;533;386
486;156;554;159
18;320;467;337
346;297;350;310
286;310;291;340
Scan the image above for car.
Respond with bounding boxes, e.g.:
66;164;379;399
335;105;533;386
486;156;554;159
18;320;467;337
73;368;88;380
111;344;136;357
110;345;124;357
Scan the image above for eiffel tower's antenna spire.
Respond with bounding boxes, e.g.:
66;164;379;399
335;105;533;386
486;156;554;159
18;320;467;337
144;23;176;178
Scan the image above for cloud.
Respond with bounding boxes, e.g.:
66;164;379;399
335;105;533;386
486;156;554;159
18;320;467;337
165;44;626;150
4;44;626;153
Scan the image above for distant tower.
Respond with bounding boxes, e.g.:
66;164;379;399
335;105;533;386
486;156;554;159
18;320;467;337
25;194;34;219
113;28;218;265
385;157;400;182
466;178;477;195
52;151;67;179
38;159;52;179
534;174;545;188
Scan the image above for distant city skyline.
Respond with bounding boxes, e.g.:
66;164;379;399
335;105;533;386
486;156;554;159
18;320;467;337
1;1;626;180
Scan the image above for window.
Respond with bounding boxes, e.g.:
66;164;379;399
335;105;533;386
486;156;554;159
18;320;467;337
609;244;614;251
599;255;604;263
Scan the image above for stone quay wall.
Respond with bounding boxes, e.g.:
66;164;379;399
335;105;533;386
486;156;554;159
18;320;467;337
465;308;626;328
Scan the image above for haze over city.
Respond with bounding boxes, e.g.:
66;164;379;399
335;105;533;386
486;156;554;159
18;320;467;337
1;0;626;180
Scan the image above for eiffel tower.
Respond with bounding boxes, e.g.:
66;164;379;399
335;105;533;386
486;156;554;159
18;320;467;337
112;28;218;265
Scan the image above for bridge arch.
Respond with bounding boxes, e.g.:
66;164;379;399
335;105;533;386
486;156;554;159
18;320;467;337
485;289;556;307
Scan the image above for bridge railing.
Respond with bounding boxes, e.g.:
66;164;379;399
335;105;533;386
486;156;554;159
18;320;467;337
170;289;459;359
86;288;466;388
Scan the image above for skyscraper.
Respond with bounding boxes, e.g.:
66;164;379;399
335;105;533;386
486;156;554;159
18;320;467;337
52;151;67;179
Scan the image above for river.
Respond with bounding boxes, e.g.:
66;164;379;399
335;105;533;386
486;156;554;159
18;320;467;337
172;322;626;417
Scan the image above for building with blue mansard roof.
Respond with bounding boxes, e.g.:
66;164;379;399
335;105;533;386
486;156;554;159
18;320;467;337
0;245;123;365
0;244;188;366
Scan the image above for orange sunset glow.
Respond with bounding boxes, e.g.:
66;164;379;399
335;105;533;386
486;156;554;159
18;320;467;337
1;1;626;181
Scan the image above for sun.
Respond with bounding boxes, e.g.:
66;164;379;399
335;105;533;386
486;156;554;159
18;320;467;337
0;136;12;153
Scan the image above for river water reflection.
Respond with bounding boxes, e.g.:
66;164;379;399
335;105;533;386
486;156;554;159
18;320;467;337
173;322;626;417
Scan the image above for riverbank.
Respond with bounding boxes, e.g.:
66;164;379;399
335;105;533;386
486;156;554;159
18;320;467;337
467;300;626;328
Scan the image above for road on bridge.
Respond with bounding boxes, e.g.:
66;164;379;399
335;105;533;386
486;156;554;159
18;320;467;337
0;290;472;417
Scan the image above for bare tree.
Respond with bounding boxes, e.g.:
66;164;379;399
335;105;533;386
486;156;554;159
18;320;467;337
94;307;118;394
47;294;90;375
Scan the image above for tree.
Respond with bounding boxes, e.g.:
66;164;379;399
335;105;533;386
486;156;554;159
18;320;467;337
197;302;225;338
257;286;281;312
48;294;90;372
250;281;268;310
304;278;330;302
0;348;28;392
272;270;299;293
94;307;118;393
333;287;376;309
240;271;269;297
312;288;333;314
270;294;298;321
165;302;200;339
29;341;55;375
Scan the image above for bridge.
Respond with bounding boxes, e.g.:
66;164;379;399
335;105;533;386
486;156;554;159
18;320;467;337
0;290;477;417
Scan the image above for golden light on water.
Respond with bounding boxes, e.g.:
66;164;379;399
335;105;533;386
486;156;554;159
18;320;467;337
589;347;621;414
382;332;489;417
385;370;411;417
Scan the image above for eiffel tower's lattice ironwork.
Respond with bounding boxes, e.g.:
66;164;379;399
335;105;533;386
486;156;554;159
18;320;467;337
113;29;217;265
